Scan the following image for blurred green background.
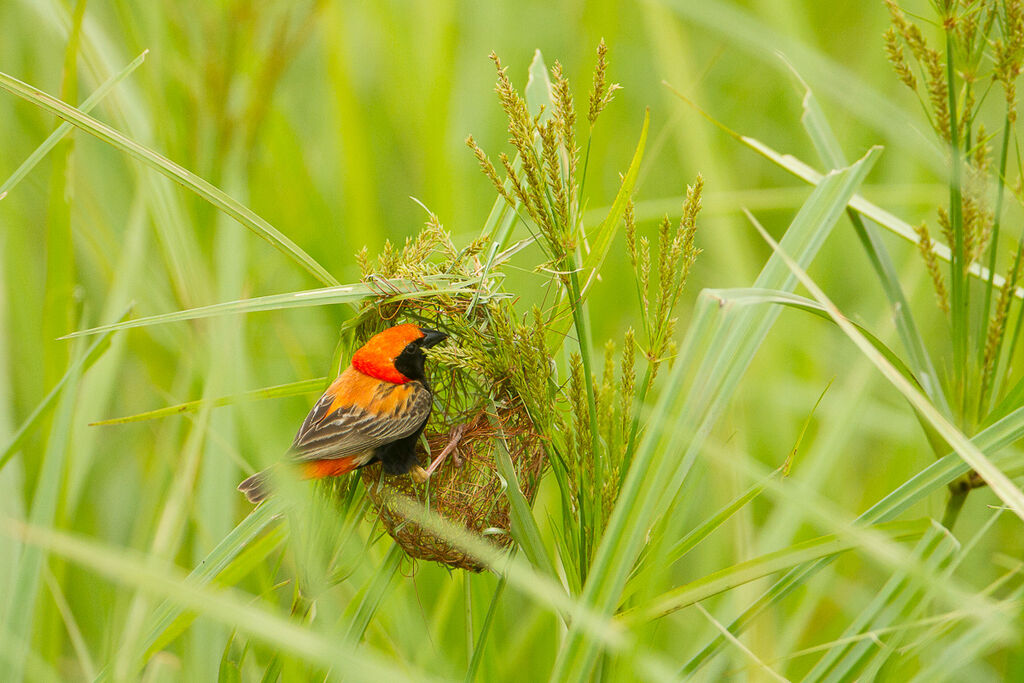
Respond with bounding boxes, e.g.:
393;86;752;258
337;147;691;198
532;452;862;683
2;0;1022;680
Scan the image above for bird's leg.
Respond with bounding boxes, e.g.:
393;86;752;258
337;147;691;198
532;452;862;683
413;423;467;483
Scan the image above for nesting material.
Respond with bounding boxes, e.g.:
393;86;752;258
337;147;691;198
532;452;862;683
361;402;544;572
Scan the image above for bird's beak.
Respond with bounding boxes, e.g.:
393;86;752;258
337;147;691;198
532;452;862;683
420;328;448;348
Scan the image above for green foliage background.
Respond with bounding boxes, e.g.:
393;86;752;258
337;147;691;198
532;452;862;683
2;0;1023;680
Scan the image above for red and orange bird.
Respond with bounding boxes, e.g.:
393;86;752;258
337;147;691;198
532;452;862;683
238;323;448;503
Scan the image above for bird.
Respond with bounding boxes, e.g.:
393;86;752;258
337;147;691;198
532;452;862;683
238;323;449;504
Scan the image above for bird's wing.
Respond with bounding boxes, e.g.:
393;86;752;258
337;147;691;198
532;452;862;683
289;370;432;462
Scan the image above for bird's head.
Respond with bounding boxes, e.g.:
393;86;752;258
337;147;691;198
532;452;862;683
351;323;448;384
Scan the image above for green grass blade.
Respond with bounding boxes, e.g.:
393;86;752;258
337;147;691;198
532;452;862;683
90;377;327;426
753;217;1024;522
138;522;287;669
132;501;286;667
707;288;921;387
579;109;649;296
908;585;1024;683
623;467;777;601
525;49;554;122
621;519;928;625
684;399;1024;673
799;85;948;416
658;0;942;169
490;409;558;581
60;277;481;339
465;576;507;683
0;318;121;472
730;121;1021;303
0;516;422;682
550;147;881;682
2;345;82;682
344;543;403;643
805;523;958;682
0;51;148;197
0;70;339;287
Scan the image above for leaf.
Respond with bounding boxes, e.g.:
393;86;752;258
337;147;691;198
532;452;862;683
705;287;920;389
0;516;413;682
806;523;958;683
343;544;403;643
135;503;285;668
0;316;120;472
0;70;338;287
549;147;881;682
60;276;482;339
524;50;554;122
90;378;327;426
683;401;1024;673
798;83;947;417
0;51;148;197
580;109;649;296
2;354;81;683
620;519;929;625
490;408;558;581
752;215;1024;523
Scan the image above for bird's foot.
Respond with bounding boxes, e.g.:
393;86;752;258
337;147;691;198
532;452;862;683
414;423;468;483
410;465;429;484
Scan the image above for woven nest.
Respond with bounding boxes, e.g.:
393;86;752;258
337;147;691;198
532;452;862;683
361;400;544;572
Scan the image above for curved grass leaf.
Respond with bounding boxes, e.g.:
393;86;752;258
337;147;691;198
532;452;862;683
550;147;881;683
805;524;958;683
580;109;649;296
684;399;1024;673
90;378;327;426
60;277;483;339
0;51;148;197
344;544;403;643
621;519;928;625
706;287;920;389
798;84;948;417
0;70;338;287
490;408;558;582
2;348;82;682
754;218;1024;522
0;516;418;682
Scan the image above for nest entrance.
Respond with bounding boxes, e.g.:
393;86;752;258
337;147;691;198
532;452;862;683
361;402;543;572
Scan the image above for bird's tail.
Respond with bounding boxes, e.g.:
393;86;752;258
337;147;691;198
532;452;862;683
237;468;272;504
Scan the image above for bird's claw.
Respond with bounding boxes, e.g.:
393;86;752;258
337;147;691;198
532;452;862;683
410;465;429;484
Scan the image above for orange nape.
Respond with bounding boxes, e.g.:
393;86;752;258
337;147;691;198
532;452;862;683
351;323;426;384
302;457;361;479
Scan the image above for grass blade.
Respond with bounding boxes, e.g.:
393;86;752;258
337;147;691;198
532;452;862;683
752;215;1024;522
60;277;482;339
344;544;403;643
0;70;338;287
683;399;1024;673
621;519;929;625
799;84;948;416
0;51;148;197
0;317;121;472
805;523;958;682
0;516;421;682
2;344;83;681
490;408;558;581
549;147;881;682
90;377;327;426
579;109;649;296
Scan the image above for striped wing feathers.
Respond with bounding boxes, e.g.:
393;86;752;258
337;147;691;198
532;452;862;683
290;367;431;462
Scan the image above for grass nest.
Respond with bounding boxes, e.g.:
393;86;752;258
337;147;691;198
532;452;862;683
351;220;554;571
361;400;545;571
